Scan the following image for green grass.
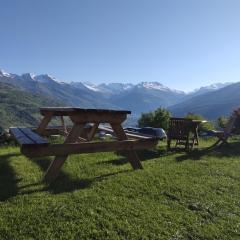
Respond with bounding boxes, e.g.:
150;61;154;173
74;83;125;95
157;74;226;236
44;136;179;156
0;138;240;239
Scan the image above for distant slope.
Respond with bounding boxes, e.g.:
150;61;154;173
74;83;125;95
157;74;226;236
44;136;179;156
0;83;63;128
110;86;184;114
0;70;188;115
0;72;114;109
169;82;240;119
182;82;233;101
110;83;186;114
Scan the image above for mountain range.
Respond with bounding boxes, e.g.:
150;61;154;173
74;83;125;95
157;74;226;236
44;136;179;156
0;69;239;128
169;82;240;119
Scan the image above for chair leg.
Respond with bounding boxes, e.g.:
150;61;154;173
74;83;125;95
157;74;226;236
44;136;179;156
185;136;190;151
167;139;171;151
175;140;179;148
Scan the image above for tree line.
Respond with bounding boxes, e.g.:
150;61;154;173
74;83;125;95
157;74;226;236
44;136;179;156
138;107;229;131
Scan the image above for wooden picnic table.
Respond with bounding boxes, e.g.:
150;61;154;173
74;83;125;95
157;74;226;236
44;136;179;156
10;107;158;183
190;119;207;146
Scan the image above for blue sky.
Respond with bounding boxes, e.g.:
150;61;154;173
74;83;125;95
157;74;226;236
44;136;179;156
0;0;240;91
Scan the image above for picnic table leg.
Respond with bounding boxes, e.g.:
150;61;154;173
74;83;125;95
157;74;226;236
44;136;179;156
36;114;53;135
60;116;68;136
110;123;143;170
194;125;199;146
87;123;99;141
44;124;85;183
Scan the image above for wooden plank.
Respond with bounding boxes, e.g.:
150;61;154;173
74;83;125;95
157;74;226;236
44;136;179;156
87;123;99;141
10;127;49;146
39;108;128;124
10;128;34;145
20;128;49;145
110;123;143;170
21;139;158;158
33;126;72;136
40;107;131;116
69;113;127;124
36;114;52;134
60;116;68;135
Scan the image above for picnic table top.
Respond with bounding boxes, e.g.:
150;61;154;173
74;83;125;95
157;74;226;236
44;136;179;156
40;107;131;116
191;120;207;123
170;117;207;124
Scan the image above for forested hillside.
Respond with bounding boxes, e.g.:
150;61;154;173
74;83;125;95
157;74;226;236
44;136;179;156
0;83;63;128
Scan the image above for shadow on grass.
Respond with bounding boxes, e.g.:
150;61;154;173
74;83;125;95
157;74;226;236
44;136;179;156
0;152;21;201
21;157;130;195
99;148;174;166
46;169;130;194
175;141;240;162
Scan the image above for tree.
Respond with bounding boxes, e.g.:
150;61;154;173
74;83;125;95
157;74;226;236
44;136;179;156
185;112;214;131
138;108;171;130
138;112;154;128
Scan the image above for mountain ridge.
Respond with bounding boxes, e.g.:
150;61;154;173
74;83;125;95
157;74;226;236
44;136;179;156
169;82;240;119
0;69;239;126
0;69;232;96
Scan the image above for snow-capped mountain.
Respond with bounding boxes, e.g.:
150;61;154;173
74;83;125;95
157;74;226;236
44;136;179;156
135;82;185;94
97;83;134;94
189;82;233;97
82;82;101;92
0;70;58;84
79;82;134;94
1;69;239;123
0;69;17;78
0;69;114;108
0;69;11;77
169;82;240;119
78;81;184;96
0;69;188;115
34;74;60;84
108;82;186;114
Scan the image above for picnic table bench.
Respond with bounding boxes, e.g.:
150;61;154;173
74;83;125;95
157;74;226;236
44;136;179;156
9;127;49;146
10;108;158;183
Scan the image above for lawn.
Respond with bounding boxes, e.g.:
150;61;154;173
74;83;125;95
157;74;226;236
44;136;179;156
0;138;240;239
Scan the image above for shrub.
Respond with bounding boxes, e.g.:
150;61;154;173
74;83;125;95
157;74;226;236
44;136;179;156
138;108;171;130
217;116;229;129
185;112;214;132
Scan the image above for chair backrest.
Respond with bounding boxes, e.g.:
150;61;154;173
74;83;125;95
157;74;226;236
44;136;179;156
168;118;193;140
233;116;240;134
223;108;240;136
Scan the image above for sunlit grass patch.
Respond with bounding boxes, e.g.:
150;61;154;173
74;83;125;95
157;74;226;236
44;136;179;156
0;138;240;239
